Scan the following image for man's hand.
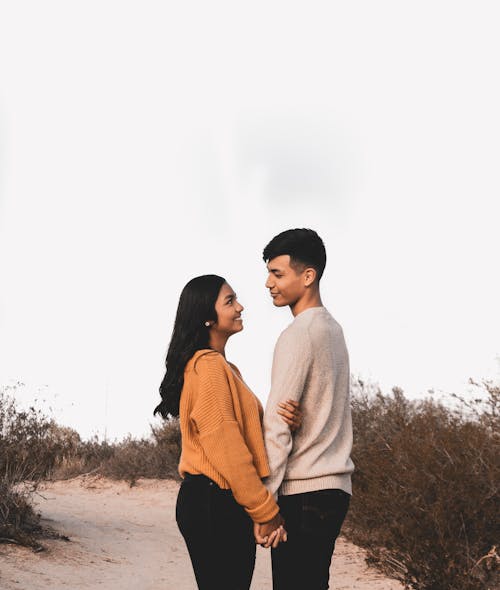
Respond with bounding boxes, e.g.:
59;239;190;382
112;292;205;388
277;399;302;432
254;513;287;548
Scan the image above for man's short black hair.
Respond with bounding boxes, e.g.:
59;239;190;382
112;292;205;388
262;228;327;280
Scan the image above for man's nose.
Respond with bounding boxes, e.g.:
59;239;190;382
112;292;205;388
265;275;273;289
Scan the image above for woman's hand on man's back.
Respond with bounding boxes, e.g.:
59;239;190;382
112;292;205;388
277;399;302;432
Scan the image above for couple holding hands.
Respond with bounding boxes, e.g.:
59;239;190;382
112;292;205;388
154;228;354;590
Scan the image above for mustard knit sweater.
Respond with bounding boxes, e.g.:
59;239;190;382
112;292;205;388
178;349;279;524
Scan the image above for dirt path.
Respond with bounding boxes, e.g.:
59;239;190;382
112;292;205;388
0;477;402;589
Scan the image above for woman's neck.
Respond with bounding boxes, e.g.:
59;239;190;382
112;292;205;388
208;334;228;357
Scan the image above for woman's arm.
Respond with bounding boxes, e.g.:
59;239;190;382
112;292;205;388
191;352;279;524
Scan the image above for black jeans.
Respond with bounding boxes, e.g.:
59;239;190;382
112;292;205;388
271;488;350;590
175;474;256;590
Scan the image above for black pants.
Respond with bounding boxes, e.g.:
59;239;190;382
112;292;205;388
271;488;350;590
176;474;256;590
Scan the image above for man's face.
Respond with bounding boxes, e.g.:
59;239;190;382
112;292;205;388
265;255;306;308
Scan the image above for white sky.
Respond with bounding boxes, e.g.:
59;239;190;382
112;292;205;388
1;1;499;439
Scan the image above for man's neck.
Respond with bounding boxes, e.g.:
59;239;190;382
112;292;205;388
290;291;323;317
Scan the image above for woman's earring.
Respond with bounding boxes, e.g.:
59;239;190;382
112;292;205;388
205;321;211;327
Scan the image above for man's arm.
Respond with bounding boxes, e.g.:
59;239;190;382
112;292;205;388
263;328;312;496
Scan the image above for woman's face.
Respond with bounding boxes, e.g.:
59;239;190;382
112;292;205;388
211;282;244;337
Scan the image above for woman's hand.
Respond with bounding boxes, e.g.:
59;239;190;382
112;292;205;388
254;513;287;548
263;524;287;549
277;399;302;432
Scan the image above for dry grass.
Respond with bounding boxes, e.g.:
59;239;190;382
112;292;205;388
2;380;498;589
50;420;181;485
0;385;69;549
0;385;181;548
0;478;43;549
344;380;499;590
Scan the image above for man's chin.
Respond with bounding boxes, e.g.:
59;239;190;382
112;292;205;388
272;298;288;307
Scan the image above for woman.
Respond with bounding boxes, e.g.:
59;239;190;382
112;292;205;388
154;275;300;590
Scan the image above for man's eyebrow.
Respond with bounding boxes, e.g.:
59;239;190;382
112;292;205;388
267;266;283;273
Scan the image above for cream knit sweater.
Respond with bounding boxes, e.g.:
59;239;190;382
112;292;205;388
263;306;354;497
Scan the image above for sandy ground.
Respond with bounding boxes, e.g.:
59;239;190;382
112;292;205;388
0;476;402;590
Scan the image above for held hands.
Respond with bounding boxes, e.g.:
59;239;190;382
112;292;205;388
277;399;302;432
256;399;298;549
254;513;287;549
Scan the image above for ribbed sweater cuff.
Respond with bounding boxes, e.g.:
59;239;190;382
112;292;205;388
246;490;280;523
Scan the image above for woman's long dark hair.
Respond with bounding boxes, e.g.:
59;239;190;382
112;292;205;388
154;274;226;419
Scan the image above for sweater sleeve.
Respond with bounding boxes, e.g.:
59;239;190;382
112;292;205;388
190;353;279;523
263;327;312;496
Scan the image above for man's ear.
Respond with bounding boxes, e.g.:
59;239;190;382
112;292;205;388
304;267;317;287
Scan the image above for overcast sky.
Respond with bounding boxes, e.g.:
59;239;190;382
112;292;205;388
1;1;499;439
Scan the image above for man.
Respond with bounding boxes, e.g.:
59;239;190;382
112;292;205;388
258;228;355;590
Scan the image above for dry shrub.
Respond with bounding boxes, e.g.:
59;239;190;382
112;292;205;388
49;418;181;485
99;419;181;485
0;479;43;549
51;436;115;479
0;387;65;481
0;386;182;544
0;386;59;547
345;381;499;590
150;418;182;477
